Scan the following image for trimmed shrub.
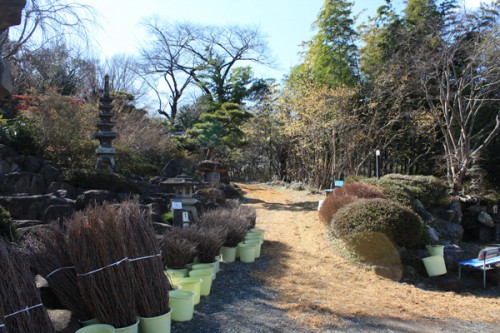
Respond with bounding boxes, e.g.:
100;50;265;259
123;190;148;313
332;182;387;199
61;169;142;194
363;174;449;208
0;205;16;242
318;194;357;225
331;198;427;249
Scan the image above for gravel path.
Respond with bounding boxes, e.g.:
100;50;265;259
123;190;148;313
172;184;500;333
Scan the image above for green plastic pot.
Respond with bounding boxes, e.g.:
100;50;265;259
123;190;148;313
139;307;172;333
238;243;256;263
243;239;262;258
191;263;216;280
79;318;100;327
168;290;195;322
422;255;447;277
244;234;262;242
175;277;202;305
115;318;139;333
221;246;237;263
214;255;221;273
165;268;188;278
76;324;115;333
426;245;444;256
188;270;213;296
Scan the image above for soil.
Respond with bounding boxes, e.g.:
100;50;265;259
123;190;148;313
172;183;500;333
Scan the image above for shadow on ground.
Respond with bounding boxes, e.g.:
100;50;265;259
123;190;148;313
171;240;307;333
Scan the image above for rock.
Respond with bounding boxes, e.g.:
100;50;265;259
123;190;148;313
39;165;61;191
43;205;75;224
478;211;495;228
3;171;45;195
0;144;20;175
371;265;403;282
47;309;81;333
443;244;464;270
426;225;440;242
47;182;78;198
413;199;433;222
450;200;462;224
429;218;464;244
75;190;115;209
20;155;44;173
478;226;495;243
15;222;45;239
0;194;52;220
0;0;26;30
13;219;43;228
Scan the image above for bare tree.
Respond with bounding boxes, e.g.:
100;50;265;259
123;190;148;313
1;0;97;59
139;19;271;124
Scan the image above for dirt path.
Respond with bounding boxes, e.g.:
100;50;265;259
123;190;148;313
239;183;500;332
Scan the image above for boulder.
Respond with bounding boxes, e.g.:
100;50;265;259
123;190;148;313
47;182;78;199
3;171;45;195
40;165;61;191
0;144;20;175
477;211;495;228
371;265;403;282
0;0;27;29
429;217;464;244
43;205;75;224
0;195;52;220
426;225;440;243
20;155;45;173
449;200;462;224
443;244;464;270
75;190;116;209
412;199;433;222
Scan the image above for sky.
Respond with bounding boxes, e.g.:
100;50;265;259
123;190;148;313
82;0;488;82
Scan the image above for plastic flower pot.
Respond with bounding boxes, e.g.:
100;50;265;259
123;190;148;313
168;290;195;322
76;324;115;333
188;269;213;296
175;277;202;305
244;234;262;242
191;263;216;280
426;245;444;256
422;255;447;277
235;242;244;259
243;239;262;258
115;318;140;333
79;318;100;327
165;268;188;278
214;255;221;273
221;246;237;263
247;228;265;240
238;243;256;263
139;307;172;333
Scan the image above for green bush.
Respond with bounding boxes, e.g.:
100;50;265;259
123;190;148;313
0;205;17;242
363;174;449;208
331;198;427;249
318;194;358;225
161;211;173;225
61;169;142;194
0;115;41;156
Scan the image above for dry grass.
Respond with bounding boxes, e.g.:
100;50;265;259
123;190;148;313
238;183;500;330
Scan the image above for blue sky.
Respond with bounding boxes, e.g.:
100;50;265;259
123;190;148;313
83;0;485;81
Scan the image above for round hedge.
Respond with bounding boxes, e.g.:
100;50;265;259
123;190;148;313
331;198;426;249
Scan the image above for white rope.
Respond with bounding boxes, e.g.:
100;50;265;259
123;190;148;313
77;257;129;277
0;323;5;328
46;266;75;279
128;253;161;262
5;303;43;318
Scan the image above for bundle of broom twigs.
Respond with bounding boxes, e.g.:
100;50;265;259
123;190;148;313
0;238;54;333
118;200;171;318
22;225;94;321
161;228;198;269
67;204;137;328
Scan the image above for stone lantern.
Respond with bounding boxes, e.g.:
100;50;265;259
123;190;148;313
161;174;201;227
95;75;117;171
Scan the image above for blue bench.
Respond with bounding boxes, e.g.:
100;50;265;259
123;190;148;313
458;247;500;288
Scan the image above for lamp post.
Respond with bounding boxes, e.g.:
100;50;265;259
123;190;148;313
375;150;381;179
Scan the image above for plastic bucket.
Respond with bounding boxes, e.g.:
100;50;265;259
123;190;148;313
221;246;237;263
235;242;244;259
191;263;216;280
139;307;171;333
243;239;261;258
188;270;213;296
247;229;265;240
168;290;195;322
422;255;447;277
238;243;256;263
175;277;201;305
79;318;100;327
165;268;188;278
426;245;444;256
115;318;140;333
244;234;262;243
76;324;115;333
214;255;221;273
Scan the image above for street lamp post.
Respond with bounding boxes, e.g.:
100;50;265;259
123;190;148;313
375;150;381;179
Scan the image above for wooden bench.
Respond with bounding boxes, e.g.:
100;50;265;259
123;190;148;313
458;247;500;288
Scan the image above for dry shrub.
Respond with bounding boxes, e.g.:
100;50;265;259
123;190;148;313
161;229;198;268
67;204;137;328
318;194;357;225
118;200;170;318
22;225;94;321
190;226;225;263
0;238;54;332
333;182;386;199
200;207;247;247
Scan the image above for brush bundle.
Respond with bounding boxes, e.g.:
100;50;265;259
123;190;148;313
21;225;94;321
67;204;137;328
0;238;54;333
202;207;247;247
161;228;198;268
118;200;171;318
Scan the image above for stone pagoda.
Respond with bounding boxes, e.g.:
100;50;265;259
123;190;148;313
95;75;117;171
